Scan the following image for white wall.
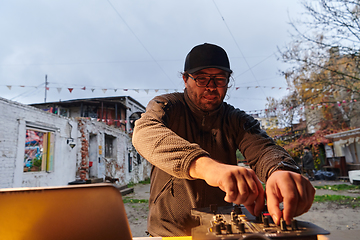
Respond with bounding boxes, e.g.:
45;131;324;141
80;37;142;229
0;97;78;188
0;97;150;189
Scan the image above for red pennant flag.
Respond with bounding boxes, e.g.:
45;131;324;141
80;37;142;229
68;88;73;93
46;87;49;90
81;86;86;90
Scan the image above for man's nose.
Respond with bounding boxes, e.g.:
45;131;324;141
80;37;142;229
206;78;217;88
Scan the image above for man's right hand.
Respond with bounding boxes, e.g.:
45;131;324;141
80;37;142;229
189;156;265;217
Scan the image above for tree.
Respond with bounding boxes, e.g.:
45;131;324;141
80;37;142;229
277;0;360;129
265;91;302;128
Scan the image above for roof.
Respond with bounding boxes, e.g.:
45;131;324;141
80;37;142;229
325;128;360;140
30;96;145;110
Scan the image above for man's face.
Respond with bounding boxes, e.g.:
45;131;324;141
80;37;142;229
183;68;229;111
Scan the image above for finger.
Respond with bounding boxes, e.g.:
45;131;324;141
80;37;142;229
220;175;238;203
244;203;256;216
253;176;265;216
295;178;315;216
281;181;298;225
244;169;260;195
266;184;282;225
232;174;250;204
237;170;259;205
293;176;309;217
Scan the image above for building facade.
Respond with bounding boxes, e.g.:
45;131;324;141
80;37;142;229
0;96;150;189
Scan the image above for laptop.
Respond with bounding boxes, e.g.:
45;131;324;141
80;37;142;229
0;183;132;240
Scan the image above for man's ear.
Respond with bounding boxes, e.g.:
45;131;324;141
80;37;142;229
183;75;189;88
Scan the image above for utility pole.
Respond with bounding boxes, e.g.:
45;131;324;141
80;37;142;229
44;74;48;103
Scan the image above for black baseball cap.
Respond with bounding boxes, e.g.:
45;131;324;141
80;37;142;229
184;43;232;74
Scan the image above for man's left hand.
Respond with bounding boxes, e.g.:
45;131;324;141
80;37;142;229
265;171;315;225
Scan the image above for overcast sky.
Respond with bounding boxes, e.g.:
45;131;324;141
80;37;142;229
0;0;304;114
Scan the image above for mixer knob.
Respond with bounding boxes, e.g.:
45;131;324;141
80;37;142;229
263;216;269;227
233;205;242;214
280;218;287;231
220;222;226;230
210;204;218;214
291;219;298;231
226;224;232;234
215;224;221;235
237;222;245;233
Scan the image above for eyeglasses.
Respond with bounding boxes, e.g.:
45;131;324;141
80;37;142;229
188;74;229;88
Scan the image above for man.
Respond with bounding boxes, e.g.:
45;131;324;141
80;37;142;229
302;146;315;180
132;43;315;237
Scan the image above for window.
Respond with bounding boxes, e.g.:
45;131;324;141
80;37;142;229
137;153;141;165
59;108;69;117
128;153;132;172
105;134;116;158
24;128;55;172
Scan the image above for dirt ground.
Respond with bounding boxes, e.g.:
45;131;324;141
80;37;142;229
123;180;360;237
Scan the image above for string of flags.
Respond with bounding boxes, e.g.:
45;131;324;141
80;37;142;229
247;99;359;114
1;84;290;93
3;84;357;114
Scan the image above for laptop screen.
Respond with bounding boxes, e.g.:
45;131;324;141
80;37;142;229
0;183;132;240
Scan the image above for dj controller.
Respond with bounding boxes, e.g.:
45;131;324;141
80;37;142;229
191;204;330;240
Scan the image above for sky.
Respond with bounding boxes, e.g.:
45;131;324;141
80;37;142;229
0;0;304;114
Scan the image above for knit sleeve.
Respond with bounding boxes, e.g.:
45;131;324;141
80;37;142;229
132;94;209;179
233;111;299;183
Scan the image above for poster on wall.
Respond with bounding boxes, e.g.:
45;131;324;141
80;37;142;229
325;144;334;158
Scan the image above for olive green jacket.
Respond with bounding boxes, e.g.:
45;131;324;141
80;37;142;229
132;90;297;237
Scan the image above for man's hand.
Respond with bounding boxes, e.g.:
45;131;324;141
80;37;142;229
189;156;265;216
266;171;315;225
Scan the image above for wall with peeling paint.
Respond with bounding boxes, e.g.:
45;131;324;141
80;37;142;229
0;97;78;188
75;118;151;185
0;96;151;189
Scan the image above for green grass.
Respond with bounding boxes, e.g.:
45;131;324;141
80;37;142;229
314;194;360;208
122;197;149;204
314;184;360;191
127;178;151;188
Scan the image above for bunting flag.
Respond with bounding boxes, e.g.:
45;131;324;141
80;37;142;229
0;84;296;92
247;99;359;114
2;84;360;113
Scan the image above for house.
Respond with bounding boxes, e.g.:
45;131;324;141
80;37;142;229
0;96;151;189
250;113;278;130
0;97;78;188
325;128;360;173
